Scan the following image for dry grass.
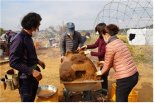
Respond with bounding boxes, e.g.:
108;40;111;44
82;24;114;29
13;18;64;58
117;34;153;64
87;34;153;64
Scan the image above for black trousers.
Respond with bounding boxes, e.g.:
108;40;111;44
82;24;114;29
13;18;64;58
100;66;109;95
116;72;139;102
18;74;39;102
101;72;109;95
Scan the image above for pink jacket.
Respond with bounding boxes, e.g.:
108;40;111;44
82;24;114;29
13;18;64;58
102;39;138;79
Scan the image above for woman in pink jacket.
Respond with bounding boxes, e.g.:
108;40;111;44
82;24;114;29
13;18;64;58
96;24;139;102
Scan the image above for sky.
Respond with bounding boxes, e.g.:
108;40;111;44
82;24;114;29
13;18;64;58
0;0;153;31
0;0;110;31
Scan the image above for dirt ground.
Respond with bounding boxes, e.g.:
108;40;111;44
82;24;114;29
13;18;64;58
0;47;153;102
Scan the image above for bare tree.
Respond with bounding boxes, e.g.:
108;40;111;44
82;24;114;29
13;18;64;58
58;21;66;35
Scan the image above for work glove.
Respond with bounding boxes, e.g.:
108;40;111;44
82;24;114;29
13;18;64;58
96;70;102;76
84;50;91;55
99;61;105;64
77;45;87;52
80;45;87;50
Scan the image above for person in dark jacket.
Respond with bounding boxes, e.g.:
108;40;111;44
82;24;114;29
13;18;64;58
81;32;91;45
60;22;83;62
80;23;108;96
9;12;45;102
5;30;17;50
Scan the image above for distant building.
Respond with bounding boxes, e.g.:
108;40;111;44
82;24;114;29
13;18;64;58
127;28;153;45
49;38;59;48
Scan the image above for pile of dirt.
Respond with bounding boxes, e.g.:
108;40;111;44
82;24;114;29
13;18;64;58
59;52;97;82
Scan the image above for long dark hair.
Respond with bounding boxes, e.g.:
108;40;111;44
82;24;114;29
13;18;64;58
95;23;106;38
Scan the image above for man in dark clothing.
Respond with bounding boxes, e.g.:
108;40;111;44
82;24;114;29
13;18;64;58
9;12;45;102
81;32;90;45
4;30;17;55
60;22;83;61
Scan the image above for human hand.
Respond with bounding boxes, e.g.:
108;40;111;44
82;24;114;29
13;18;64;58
84;50;91;55
77;45;87;52
99;61;105;64
38;60;45;69
32;70;42;81
80;45;87;50
96;70;102;76
97;61;104;67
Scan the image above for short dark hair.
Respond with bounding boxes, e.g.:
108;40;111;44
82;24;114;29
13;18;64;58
106;24;119;36
95;23;106;35
21;12;42;30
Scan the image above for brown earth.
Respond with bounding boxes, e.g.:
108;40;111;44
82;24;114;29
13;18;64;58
0;47;153;102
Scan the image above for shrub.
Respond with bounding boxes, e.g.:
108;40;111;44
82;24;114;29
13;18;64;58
117;34;128;44
86;34;152;64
